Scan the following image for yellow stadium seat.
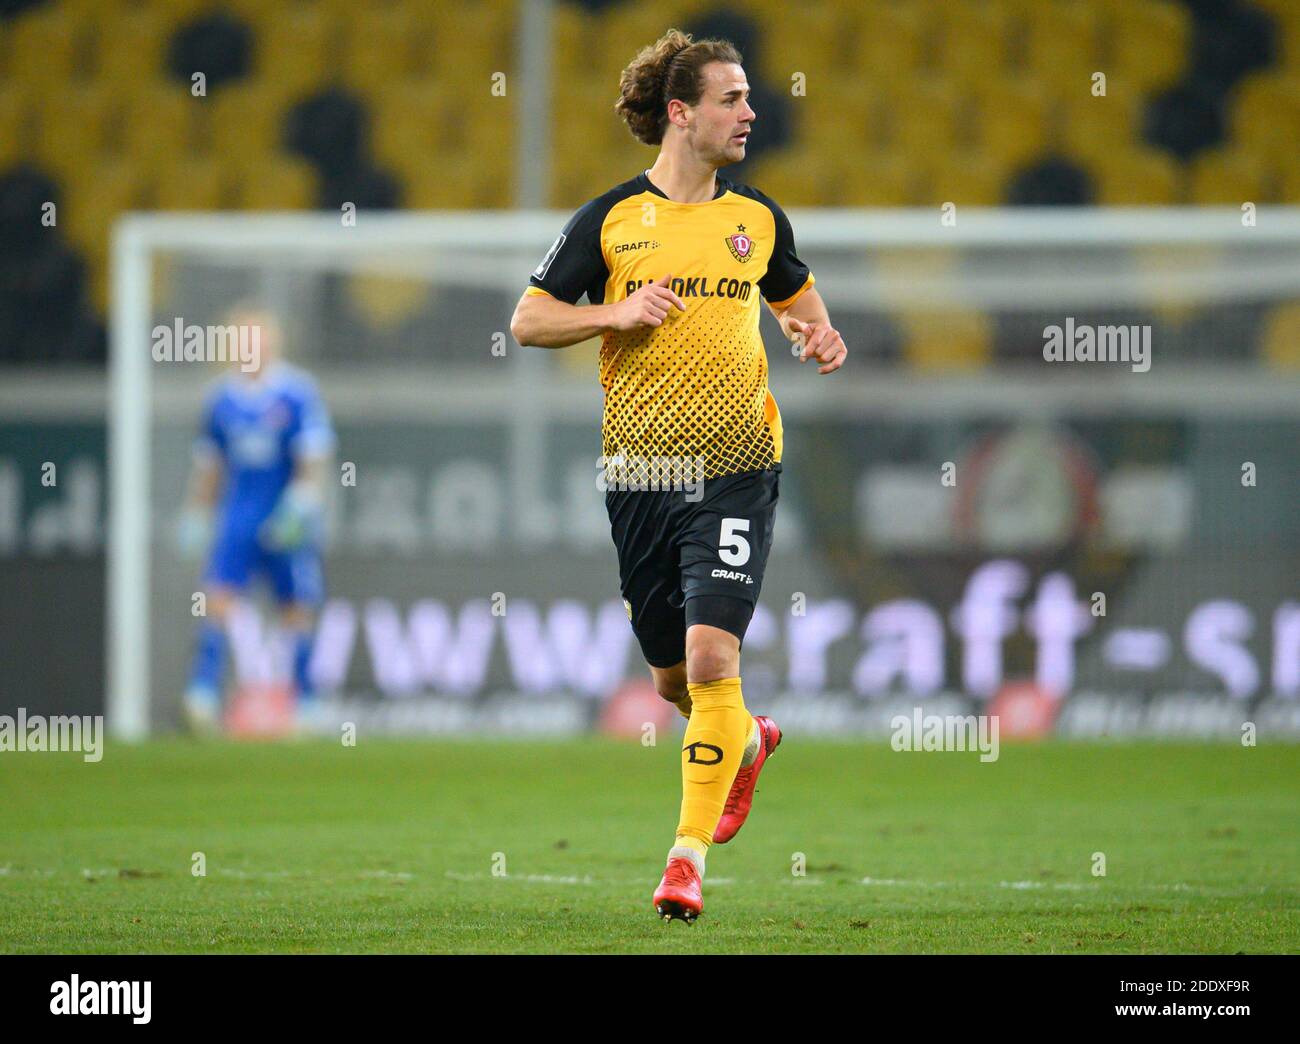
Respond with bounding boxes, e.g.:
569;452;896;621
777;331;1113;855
4;4;82;90
227;154;318;210
858;4;926;81
370;81;448;179
427;1;515;81
253;5;334;94
1231;73;1300;167
1087;146;1180;205
881;79;963;156
923;151;1009;206
796;83;877;150
1188;148;1267;205
1059;92;1141;163
899;310;993;371
975;78;1051;169
117;87;199;168
31;86;121;186
753;3;857;88
208;81;293;158
0;86;32;171
1025;1;1103;98
65;158;142;313
744;150;830;207
941;2;1015;84
92;9;168;85
1260;301;1300;368
1102;0;1189;93
150;156;228;210
1282;160;1300;204
830;149;919;207
401;159;483;209
340;7;420;93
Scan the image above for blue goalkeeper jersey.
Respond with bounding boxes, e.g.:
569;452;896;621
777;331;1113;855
196;364;335;536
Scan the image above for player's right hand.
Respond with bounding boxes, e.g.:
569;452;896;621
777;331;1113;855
608;273;686;331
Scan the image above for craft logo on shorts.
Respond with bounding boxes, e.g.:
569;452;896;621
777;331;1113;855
725;231;755;263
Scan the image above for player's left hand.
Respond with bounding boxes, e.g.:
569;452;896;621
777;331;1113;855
787;317;847;374
259;485;321;551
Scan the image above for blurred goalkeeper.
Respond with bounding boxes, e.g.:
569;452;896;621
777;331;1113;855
177;304;335;733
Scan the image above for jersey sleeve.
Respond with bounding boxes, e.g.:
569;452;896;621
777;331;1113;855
289;379;336;458
193;387;225;462
526;196;610;304
756;193;814;309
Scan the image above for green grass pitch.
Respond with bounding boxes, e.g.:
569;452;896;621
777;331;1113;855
1;737;1296;953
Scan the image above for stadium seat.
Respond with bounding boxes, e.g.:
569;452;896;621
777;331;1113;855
62;159;141;313
974;79;1051;170
1088;146;1180;205
0;86;31;172
923;151;1008;207
940;2;1014;83
340;7;420;93
830;149;919;207
1231;72;1300;168
253;6;335;95
1024;2;1102;95
886;79;965;156
3;4;82;93
208;82;294;159
31;86;120;187
1260;301;1300;369
1188;147;1267;205
370;82;448;183
117;87;199;168
898;309;994;371
92;8;169;85
744;151;829;207
150;156;228;210
1060;91;1140;165
1103;0;1190;93
227;154;318;211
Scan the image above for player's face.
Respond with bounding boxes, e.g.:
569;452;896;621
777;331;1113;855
688;62;754;166
225;309;279;377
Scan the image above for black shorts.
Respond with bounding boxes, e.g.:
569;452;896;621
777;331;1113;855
606;465;780;668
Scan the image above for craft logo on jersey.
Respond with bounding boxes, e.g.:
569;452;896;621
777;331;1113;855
725;231;755;263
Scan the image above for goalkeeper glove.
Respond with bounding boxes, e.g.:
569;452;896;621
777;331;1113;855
259;483;322;550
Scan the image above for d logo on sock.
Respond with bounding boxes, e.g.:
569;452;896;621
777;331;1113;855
683;742;723;765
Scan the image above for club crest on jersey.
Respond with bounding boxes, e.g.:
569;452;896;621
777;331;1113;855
725;231;756;263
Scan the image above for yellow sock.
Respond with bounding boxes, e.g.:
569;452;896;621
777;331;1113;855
674;677;749;850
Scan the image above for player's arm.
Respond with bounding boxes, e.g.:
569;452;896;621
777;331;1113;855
510;276;686;349
177;402;225;558
767;288;847;375
511;194;685;349
262;390;335;550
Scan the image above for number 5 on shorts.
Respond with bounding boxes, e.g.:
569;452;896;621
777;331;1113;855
719;517;751;566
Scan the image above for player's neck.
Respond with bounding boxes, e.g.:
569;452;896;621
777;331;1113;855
645;152;719;204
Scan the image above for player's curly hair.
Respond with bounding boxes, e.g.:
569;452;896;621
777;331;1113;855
615;28;743;146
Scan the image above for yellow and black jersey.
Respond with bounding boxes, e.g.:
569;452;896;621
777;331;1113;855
526;170;814;482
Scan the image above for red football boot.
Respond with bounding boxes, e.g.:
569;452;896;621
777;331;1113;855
713;715;782;844
653;857;703;923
